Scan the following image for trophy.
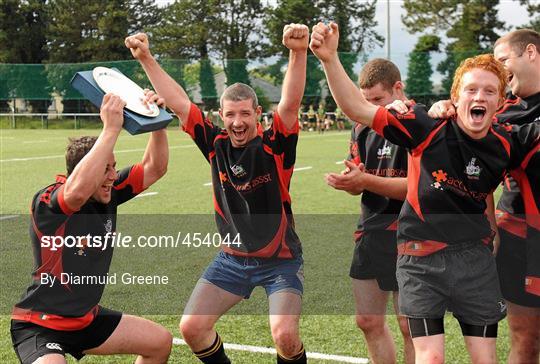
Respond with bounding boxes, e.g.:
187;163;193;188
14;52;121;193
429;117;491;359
70;67;173;135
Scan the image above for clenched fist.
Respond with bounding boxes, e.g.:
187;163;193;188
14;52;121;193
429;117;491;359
309;22;339;63
125;33;152;61
282;23;309;51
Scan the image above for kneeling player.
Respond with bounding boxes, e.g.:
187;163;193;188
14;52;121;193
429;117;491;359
11;93;172;364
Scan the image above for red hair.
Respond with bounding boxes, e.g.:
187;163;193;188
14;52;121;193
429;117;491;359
450;54;508;102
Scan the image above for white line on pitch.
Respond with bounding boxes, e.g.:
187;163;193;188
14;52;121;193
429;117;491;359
23;140;48;144
203;182;212;186
134;192;158;198
0;145;195;163
172;338;368;363
0;215;20;221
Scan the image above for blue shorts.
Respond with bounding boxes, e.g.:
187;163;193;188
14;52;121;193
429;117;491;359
201;250;304;299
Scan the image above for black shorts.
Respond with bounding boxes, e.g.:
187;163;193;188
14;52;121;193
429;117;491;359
397;242;507;325
11;306;122;363
349;230;398;291
497;229;540;307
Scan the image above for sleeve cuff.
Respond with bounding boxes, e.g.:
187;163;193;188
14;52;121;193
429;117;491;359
181;103;203;138
273;111;299;137
372;106;389;136
56;185;79;215
525;276;540;297
128;163;146;195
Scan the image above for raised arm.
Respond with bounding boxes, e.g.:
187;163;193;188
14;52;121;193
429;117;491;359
125;33;192;124
62;94;124;210
278;24;309;129
309;22;379;127
140;90;169;189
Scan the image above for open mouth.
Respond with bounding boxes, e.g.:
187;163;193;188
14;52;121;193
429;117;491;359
102;184;112;193
470;106;486;122
232;129;247;139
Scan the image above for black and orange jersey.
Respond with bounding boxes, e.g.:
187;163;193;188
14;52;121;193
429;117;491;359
13;165;144;330
348;124;407;232
371;105;539;255
510;141;540;296
496;92;540;237
183;103;301;259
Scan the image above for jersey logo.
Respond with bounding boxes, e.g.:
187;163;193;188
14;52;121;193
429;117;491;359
219;171;228;184
104;219;112;233
377;143;392;159
45;343;63;351
431;169;447;190
231;164;247;177
465;158;481;179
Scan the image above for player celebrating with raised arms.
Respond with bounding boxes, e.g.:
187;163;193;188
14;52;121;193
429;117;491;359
10;93;172;364
310;22;539;364
421;29;540;364
126;24;308;364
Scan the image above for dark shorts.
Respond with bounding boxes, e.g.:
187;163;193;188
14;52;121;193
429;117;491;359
397;242;507;325
497;229;540;307
11;306;122;363
349;230;398;291
201;250;304;299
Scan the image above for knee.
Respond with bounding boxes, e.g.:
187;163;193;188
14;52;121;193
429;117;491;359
355;314;385;333
179;316;212;343
416;350;444;364
146;326;173;362
271;322;301;357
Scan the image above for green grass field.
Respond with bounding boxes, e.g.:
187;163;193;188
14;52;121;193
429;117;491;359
0;127;509;363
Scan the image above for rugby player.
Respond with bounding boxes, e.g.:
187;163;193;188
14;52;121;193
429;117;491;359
126;23;308;364
310;21;539;364
325;58;413;364
10;93;172;364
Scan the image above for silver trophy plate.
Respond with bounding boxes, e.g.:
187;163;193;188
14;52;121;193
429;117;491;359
93;66;159;117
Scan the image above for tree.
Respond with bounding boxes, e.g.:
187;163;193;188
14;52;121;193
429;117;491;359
321;0;383;108
405;35;440;103
402;0;505;94
0;0;49;111
519;0;540;32
265;0;322;105
213;0;264;86
46;0;159;112
323;0;383;80
152;0;220;107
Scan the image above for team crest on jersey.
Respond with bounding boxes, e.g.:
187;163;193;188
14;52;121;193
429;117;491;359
76;236;89;256
377;144;392;159
231;164;247;177
104;219;112;233
465;158;481;179
431;169;447;190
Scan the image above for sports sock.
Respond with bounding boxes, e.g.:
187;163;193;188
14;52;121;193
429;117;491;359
194;333;231;364
276;343;307;363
